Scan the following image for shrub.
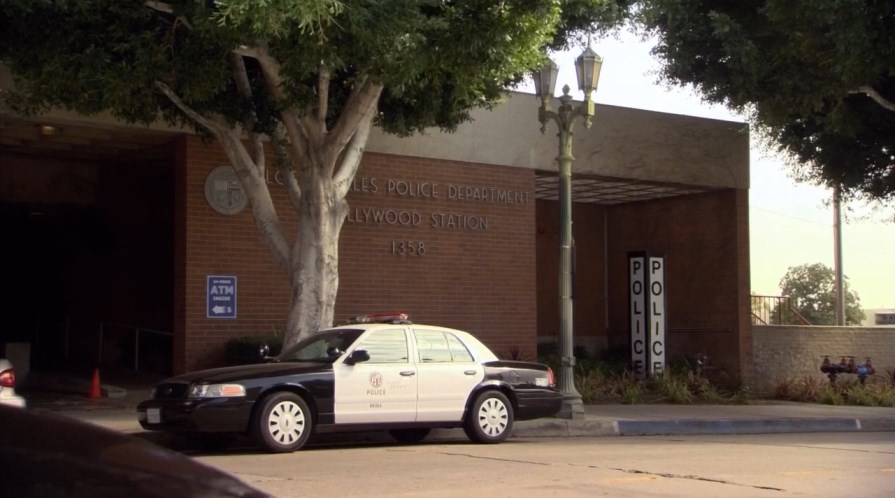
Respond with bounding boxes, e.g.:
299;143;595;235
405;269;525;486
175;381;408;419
575;368;606;404
844;385;875;406
865;381;895;407
224;335;283;365
621;382;642;405
653;373;694;404
818;386;843;405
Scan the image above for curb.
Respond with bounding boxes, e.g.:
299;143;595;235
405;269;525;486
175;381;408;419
512;417;895;437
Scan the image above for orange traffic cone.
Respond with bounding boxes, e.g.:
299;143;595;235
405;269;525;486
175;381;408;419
88;368;102;399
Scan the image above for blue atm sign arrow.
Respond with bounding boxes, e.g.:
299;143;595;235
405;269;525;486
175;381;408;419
207;275;237;319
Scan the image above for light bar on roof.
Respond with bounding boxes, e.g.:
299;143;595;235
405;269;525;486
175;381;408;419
346;312;411;324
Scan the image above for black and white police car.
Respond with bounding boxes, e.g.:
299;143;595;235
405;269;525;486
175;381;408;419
137;313;562;452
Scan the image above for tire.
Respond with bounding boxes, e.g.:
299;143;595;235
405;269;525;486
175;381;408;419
464;390;514;444
389;428;431;444
253;392;312;453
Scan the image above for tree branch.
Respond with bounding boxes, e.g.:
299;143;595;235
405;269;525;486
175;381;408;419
236;43;314;161
322;78;383;175
144;1;193;30
317;66;330;126
334;104;376;198
228;51;266;171
271;129;303;213
154;81;222;134
854;85;895;112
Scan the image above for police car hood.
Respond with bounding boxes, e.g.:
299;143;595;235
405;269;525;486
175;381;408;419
164;361;329;384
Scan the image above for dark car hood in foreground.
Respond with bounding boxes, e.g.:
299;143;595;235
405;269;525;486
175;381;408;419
162;361;331;385
0;405;269;498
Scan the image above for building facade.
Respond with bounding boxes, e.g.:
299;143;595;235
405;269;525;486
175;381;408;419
1;89;752;381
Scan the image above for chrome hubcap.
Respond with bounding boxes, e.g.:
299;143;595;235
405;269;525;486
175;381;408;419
267;400;305;445
477;397;508;436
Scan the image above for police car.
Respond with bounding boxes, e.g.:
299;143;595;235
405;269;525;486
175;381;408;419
137;313;562;453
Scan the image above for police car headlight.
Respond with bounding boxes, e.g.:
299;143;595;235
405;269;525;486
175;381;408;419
190;383;246;398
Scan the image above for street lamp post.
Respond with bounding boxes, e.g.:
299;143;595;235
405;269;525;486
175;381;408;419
533;47;603;419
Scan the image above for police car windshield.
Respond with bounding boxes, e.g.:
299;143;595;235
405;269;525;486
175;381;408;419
279;329;365;363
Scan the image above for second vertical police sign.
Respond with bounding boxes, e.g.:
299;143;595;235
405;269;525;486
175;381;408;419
629;252;666;378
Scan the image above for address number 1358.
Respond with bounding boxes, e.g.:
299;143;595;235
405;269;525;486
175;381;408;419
391;240;426;256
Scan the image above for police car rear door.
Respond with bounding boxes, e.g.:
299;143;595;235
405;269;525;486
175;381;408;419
412;327;483;422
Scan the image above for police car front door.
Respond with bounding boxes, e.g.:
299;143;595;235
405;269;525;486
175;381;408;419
334;327;418;424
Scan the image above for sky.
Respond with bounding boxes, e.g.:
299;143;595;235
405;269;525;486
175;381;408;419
539;33;894;312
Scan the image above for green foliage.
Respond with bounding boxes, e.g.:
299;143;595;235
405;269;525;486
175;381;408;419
635;0;895;204
212;0;343;38
844;385;875;407
0;0;586;136
865;382;895;407
818;385;843;405
567;359;750;404
574;368;607;404
652;373;694;404
777;263;864;325
224;335;283;365
770;376;895;407
621;381;642;404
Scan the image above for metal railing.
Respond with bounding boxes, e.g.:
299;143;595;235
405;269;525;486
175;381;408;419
751;295;812;325
96;322;173;371
58;318;172;372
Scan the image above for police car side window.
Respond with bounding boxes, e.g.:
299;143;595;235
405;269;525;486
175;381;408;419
415;329;474;363
415;329;452;363
356;329;408;363
445;333;474;362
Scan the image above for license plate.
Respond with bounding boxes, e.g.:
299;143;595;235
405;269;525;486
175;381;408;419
147;408;161;424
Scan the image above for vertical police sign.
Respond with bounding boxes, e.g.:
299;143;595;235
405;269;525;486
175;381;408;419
629;252;666;378
207;275;237;319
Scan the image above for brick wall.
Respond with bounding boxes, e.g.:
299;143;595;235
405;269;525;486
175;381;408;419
752;325;895;393
176;136;536;372
536;201;608;352
603;189;752;377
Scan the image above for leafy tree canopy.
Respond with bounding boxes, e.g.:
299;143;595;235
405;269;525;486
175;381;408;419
0;0;625;138
778;263;864;325
0;0;628;343
636;0;895;205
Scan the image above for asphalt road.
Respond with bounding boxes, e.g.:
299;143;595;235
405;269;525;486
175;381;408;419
189;432;895;498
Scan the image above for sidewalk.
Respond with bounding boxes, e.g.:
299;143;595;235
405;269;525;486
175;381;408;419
17;369;895;439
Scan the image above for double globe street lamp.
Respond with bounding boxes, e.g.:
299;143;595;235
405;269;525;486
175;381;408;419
533;47;603;419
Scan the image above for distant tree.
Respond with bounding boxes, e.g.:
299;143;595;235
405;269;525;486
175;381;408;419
634;0;895;205
777;263;864;325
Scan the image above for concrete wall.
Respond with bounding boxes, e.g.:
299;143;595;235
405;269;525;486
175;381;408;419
752;325;895;393
368;92;750;190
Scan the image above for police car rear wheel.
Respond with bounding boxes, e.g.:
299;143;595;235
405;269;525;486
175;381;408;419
254;392;312;453
464;391;513;443
389;428;431;444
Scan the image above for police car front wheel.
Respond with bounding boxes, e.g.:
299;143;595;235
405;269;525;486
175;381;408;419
253;392;312;453
464;391;514;443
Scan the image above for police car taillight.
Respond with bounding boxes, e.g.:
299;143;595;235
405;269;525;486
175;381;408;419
346;312;411;324
547;367;556;388
0;368;15;388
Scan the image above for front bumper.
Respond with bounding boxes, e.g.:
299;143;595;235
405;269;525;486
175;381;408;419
137;397;254;433
0;392;26;408
514;388;563;420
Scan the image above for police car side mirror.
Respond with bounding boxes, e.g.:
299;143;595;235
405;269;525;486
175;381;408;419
258;344;273;362
344;350;370;365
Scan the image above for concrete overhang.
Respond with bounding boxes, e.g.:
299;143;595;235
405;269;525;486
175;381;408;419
3;64;749;204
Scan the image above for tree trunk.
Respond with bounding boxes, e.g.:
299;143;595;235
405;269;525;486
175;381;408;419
282;160;349;349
